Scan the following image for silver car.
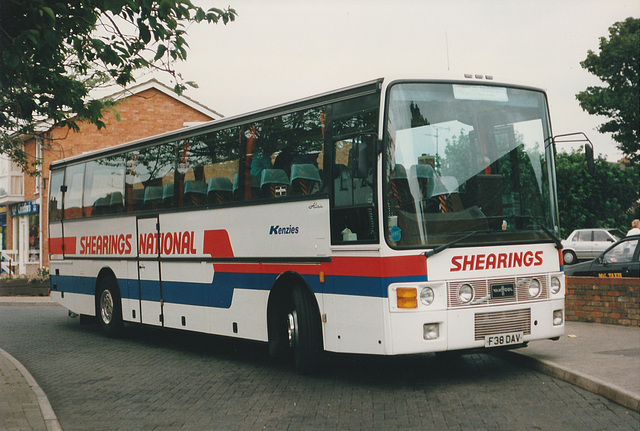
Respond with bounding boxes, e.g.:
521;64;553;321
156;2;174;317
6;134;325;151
561;228;625;265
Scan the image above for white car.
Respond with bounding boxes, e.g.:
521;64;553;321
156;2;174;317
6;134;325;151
561;228;625;265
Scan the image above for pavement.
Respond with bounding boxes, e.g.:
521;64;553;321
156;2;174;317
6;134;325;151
0;297;62;431
0;297;638;431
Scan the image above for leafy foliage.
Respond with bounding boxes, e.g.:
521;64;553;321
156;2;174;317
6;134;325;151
576;17;640;164
556;150;639;238
0;0;236;173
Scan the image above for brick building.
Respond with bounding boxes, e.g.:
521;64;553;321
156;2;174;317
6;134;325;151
0;79;222;276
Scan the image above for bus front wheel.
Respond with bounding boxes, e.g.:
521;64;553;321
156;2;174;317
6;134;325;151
269;286;323;374
289;287;323;374
96;276;124;337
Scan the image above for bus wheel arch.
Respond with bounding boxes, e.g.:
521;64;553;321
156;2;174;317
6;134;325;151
267;271;323;374
95;268;124;337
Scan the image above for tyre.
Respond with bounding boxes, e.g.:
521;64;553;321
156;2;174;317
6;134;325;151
563;250;577;265
96;276;124;337
289;287;323;374
268;286;323;374
267;296;289;360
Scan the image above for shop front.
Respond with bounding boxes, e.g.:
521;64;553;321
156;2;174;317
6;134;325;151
10;199;40;276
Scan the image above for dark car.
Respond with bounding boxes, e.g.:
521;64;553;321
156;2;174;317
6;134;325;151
564;235;640;278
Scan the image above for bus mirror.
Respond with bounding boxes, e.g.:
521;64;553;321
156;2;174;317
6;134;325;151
585;143;595;175
350;137;367;179
552;132;595;175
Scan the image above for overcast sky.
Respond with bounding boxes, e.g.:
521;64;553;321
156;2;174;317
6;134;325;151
150;0;638;161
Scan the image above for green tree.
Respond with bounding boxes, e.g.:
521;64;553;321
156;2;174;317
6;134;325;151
556;150;639;238
576;17;640;164
0;0;236;172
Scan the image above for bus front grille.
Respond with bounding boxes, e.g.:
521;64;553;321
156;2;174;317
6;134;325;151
474;308;531;341
448;276;548;308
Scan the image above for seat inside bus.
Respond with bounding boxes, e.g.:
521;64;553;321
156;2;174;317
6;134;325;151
260;169;289;198
184;181;208;206
162;184;174;207
290;163;321;195
143;186;163;209
207;177;233;204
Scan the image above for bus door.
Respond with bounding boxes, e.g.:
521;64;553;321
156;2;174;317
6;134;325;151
137;216;164;326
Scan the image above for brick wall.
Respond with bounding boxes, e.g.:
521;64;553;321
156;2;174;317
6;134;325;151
566;276;639;326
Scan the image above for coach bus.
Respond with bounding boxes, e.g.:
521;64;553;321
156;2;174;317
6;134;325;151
48;75;565;373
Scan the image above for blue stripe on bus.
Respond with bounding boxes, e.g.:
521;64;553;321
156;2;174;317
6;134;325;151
50;272;427;309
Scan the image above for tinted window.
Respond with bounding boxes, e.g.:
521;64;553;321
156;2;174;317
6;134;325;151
177;128;240;207
126;143;177;211
83;156;125;217
48;170;64;221
330;97;379;244
244;107;326;201
64;164;85;219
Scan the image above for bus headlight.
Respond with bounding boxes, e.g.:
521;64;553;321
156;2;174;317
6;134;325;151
420;287;434;306
528;278;541;298
550;277;561;294
458;284;473;304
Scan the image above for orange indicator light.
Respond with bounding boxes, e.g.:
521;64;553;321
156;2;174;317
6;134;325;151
396;287;418;309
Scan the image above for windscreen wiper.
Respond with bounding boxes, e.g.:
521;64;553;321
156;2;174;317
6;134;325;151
424;230;479;258
521;216;563;250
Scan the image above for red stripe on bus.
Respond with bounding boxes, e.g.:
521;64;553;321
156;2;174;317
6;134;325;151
203;229;234;258
49;237;77;255
213;255;427;278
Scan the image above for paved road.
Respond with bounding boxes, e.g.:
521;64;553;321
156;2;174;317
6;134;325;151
1;306;638;431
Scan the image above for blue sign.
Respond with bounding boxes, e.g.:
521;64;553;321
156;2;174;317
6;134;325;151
11;199;39;217
390;226;402;242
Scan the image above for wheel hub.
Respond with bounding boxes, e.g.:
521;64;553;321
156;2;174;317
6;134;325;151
287;310;298;348
100;290;114;324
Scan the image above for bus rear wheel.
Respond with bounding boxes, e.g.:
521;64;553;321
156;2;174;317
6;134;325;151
96;276;124;337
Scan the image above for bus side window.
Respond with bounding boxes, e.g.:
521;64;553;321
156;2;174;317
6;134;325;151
48;170;64;221
179;131;240;207
331;135;377;243
245;108;326;201
125;143;176;212
64;164;85;219
83;156;125;217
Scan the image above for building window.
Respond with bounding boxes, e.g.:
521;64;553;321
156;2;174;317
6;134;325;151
0;155;24;199
29;214;39;263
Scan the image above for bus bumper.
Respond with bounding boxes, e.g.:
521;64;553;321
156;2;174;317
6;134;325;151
387;299;564;355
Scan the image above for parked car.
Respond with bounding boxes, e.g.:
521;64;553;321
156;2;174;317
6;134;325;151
561;228;625;265
564;235;639;278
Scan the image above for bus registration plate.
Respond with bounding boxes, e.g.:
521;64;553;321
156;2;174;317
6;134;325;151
484;331;523;348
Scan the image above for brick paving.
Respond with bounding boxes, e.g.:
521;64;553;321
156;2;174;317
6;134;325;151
1;305;639;430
